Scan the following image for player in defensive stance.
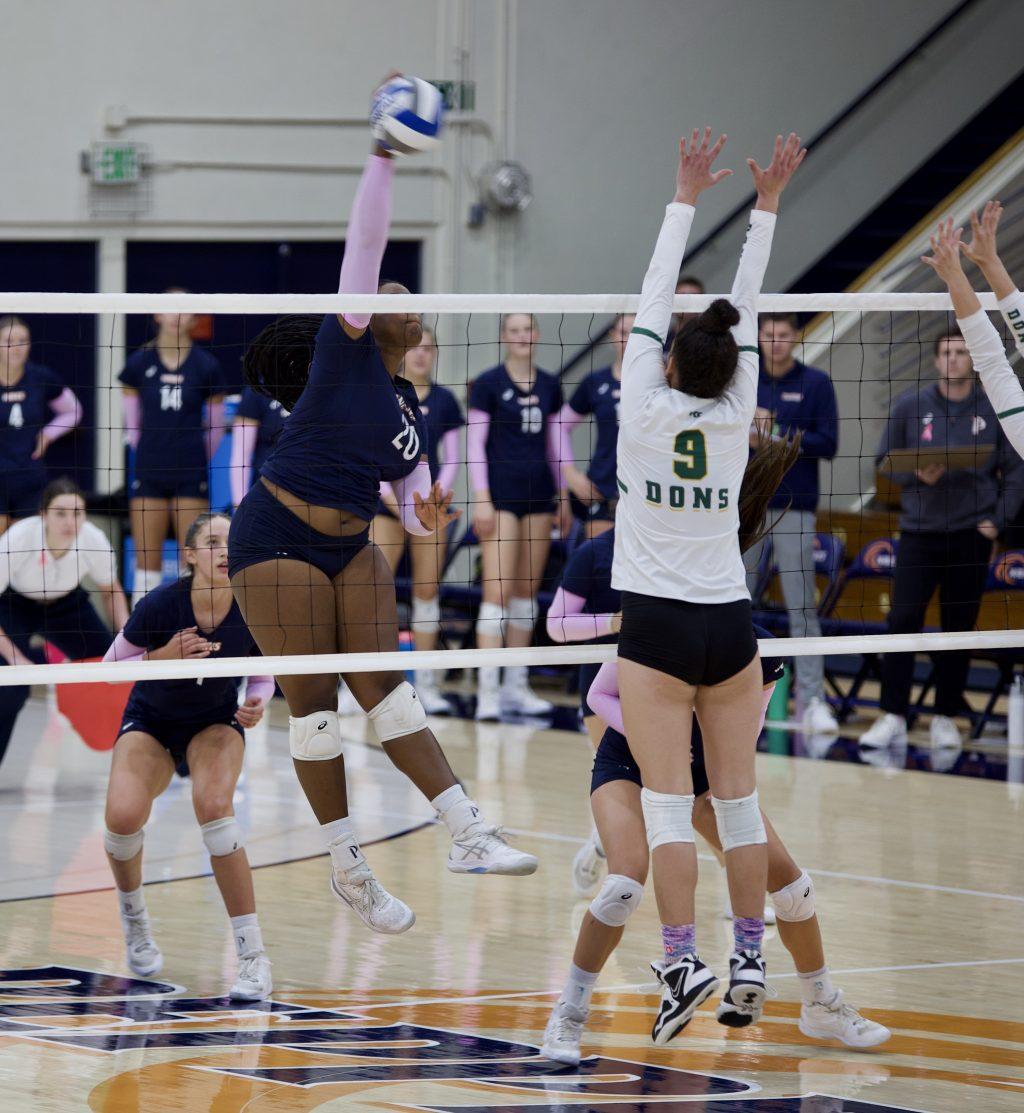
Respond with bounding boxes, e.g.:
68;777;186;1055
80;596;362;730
614;129;805;1029
540;651;890;1061
922;203;1024;457
103;512;274;1000
231;76;536;939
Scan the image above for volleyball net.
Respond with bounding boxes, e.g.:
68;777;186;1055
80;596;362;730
2;290;1024;698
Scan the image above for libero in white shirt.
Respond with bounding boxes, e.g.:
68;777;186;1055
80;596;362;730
0;516;117;602
612;204;776;604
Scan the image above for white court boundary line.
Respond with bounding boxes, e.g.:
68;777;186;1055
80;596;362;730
5;629;1024;687
0;291;1002;314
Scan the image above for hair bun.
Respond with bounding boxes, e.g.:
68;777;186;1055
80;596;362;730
698;298;740;335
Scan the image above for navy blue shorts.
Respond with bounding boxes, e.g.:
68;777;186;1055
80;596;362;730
228;479;370;581
117;708;243;778
569;493;617;524
492;498;556;519
0;472;45;518
131;471;209;501
591;726;711;799
579;661;601;717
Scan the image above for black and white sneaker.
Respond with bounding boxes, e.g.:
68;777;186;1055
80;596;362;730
650;954;719;1045
716;949;768;1028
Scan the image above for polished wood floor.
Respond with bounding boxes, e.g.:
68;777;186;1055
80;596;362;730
0;687;1022;1112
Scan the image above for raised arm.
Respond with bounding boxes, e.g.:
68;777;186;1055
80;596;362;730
620;128;730;418
960;200;1024;359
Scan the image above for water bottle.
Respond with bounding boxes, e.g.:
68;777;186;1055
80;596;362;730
1007;675;1024;751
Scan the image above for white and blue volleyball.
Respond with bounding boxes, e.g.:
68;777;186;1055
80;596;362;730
370;77;444;155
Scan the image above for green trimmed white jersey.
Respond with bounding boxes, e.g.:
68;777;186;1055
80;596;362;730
959;289;1024;461
612;205;776;604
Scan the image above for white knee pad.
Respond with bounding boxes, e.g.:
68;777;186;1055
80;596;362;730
289;709;343;761
711;791;767;852
589;873;644;927
104;827;144;861
411;595;441;634
506;596;535;633
770;869;815;922
476;601;505;640
640;788;695;851
201;816;243;858
368;681;427;742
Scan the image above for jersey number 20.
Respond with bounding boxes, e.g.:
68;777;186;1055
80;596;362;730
392;423;421;461
672;430;707;480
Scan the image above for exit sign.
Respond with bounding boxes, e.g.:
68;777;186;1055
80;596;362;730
432;80;476;111
91;142;142;184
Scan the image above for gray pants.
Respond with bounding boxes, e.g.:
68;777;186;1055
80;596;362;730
743;508;823;707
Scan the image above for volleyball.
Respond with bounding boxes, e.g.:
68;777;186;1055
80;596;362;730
370;76;444;155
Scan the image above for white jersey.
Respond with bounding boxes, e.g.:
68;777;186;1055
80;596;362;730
612;204;776;604
959;289;1024;461
0;517;117;603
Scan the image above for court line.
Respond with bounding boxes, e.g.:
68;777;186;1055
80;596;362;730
503;826;1024;906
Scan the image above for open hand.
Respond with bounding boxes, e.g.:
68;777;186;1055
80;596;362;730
920;217;966;284
748;133;806;209
673;127;732;206
413;481;461;534
960;200;1003;268
234;696;265;728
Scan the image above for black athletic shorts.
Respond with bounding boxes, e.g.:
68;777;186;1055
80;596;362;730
116;708;243;778
578;661;601;718
617;591;757;686
591;725;711;798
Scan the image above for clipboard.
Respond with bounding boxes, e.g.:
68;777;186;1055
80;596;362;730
881;445;993;472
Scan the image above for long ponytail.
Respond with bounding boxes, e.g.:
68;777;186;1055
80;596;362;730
737;431;802;554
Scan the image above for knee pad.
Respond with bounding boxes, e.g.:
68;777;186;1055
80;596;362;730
201;816;243;858
589;873;643;927
711;791;767;852
770;869;815;922
640;788;695;851
476;601;505;640
368;681;427;742
506;596;535;633
411;595;441;635
104;827;144;861
289;709;343;761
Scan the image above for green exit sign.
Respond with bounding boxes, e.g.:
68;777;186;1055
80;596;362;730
91;142;141;184
431;80;476;111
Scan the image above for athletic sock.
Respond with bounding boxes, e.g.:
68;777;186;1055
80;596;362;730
431;784;481;837
733;916;764;952
118;886;147;919
321;817;358;871
230;913;264;958
798;965;836;1006
561;962;598;1012
661;923;696;962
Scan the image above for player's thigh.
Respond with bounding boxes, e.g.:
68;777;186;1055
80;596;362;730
409;529;445;596
130;498;171;560
105;732;175;830
618;657;696;793
370;513;407;576
187;725;245;821
231;559;338;712
171;497;208;543
480;512;523;604
695;654;764;798
512;512;553;597
591;779;648;882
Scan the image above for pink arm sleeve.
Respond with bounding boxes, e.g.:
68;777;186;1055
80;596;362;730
587;661;623;734
230;423;256;508
123;393;141;450
204;398;227;463
390;460;433;536
546;587;615;643
436;428;461;493
103;631;146;664
467;409;491;493
244;676;275;704
41;388;82;446
554;403;583;488
338;154;395;328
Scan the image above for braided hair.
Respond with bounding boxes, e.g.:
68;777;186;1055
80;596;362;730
242;315;322;411
737;430;802;554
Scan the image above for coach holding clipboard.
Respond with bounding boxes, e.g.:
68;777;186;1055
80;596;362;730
860;328;1024;750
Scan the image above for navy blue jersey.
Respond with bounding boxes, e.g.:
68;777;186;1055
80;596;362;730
0;363;65;484
418;383;464;481
560;528;620;621
569;367;621;500
469;365;562;503
119;345;226;477
262;315;427;519
236;387;288;476
121;578;259;723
